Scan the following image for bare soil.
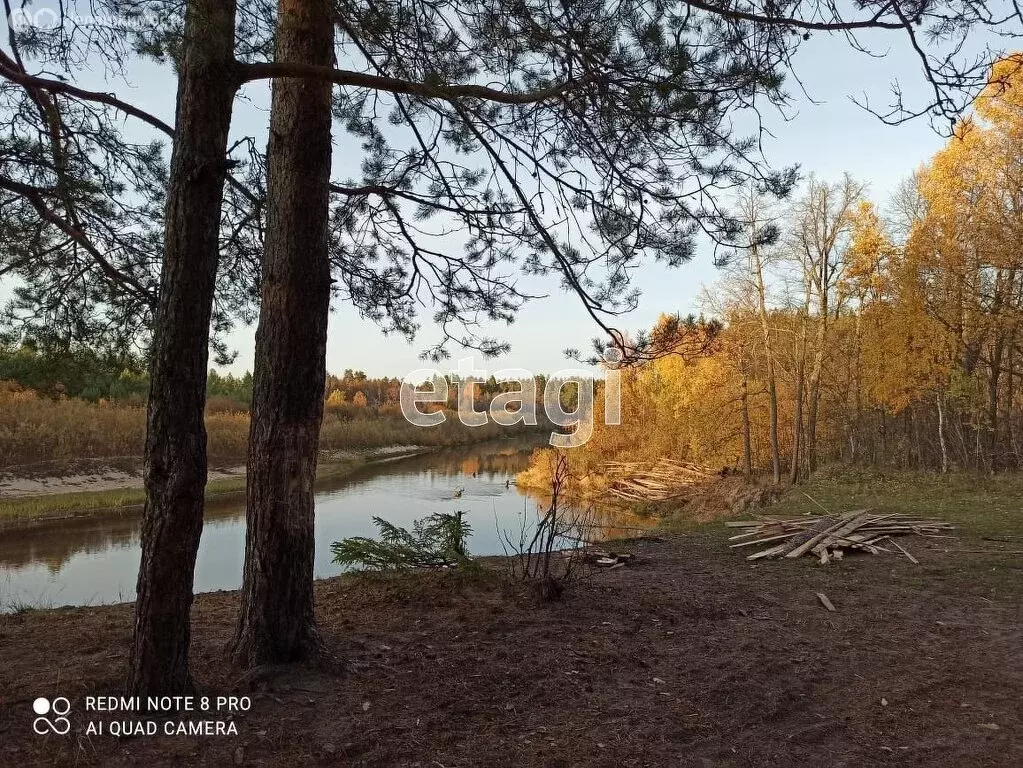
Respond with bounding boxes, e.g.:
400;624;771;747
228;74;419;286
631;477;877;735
0;462;246;497
0;446;425;498
1;533;1020;767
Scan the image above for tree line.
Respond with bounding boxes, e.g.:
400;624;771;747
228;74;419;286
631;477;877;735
565;55;1023;479
0;345;581;414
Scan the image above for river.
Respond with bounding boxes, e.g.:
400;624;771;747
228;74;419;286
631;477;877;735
0;438;646;611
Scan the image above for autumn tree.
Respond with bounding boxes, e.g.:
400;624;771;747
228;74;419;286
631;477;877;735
544;56;1023;480
840;201;898;461
905;54;1023;470
784;174;865;478
730;186;784;483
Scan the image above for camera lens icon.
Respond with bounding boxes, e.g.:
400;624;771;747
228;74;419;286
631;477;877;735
32;696;71;735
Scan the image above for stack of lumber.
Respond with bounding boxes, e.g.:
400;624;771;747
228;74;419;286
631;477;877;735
726;510;954;564
603;458;716;502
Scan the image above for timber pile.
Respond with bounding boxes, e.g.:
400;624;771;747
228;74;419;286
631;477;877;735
726;510;954;564
603;458;717;502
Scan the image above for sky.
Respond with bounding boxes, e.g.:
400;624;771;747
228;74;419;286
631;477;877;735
1;8;977;380
309;34;952;381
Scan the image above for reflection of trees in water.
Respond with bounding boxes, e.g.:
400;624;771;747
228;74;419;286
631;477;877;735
0;438;547;572
513;494;654;544
1;438;650;573
339;437;542;485
0;514;141;571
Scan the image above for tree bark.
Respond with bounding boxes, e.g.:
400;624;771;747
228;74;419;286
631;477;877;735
936;389;949;474
752;243;781;484
805;313;827;474
1005;340;1018;468
127;0;239;696
232;0;334;667
790;310;808;484
740;376;753;480
986;337;1004;472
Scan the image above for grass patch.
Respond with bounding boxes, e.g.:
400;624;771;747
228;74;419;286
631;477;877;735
772;468;1023;540
659;468;1023;538
6;600;42;614
657;467;1023;597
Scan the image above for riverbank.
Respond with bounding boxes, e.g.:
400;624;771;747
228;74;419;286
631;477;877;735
2;515;1020;767
0;445;428;528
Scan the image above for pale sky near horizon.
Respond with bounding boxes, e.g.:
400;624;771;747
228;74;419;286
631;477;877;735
0;8;988;380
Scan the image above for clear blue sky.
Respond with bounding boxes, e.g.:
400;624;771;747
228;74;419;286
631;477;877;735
1;11;978;379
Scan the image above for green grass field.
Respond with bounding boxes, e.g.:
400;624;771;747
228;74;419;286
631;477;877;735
658;467;1023;599
769;467;1023;539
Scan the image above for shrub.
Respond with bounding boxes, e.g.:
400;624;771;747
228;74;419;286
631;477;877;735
205;395;250;415
331;512;473;570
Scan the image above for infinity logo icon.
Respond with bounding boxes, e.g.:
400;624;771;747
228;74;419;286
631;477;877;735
32;697;71;735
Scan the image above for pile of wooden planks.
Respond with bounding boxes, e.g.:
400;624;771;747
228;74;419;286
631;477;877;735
603;458;717;502
726;510;954;564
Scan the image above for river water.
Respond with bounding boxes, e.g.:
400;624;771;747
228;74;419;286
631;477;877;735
0;438;645;611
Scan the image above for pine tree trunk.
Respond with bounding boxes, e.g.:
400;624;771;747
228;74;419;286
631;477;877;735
127;0;238;696
232;0;333;667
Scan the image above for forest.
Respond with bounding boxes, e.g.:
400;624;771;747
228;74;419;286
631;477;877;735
544;56;1023;482
0;352;559;466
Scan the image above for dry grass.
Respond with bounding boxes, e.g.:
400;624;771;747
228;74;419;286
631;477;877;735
0;390;251;467
0;389;144;467
318;409;520;451
0;388;542;470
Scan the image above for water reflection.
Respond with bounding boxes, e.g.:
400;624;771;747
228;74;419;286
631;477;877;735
0;437;650;610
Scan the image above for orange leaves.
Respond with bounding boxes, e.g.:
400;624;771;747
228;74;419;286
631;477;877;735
843;201;896;306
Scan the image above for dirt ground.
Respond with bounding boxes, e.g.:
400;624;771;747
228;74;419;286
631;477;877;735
1;533;1020;767
0;462;247;497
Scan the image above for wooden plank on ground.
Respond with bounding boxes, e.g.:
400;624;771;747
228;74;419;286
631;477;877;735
785;514;859;559
747;543;790;561
889;539;919;564
816;592;836;612
811;511;873;556
730;531;800;549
